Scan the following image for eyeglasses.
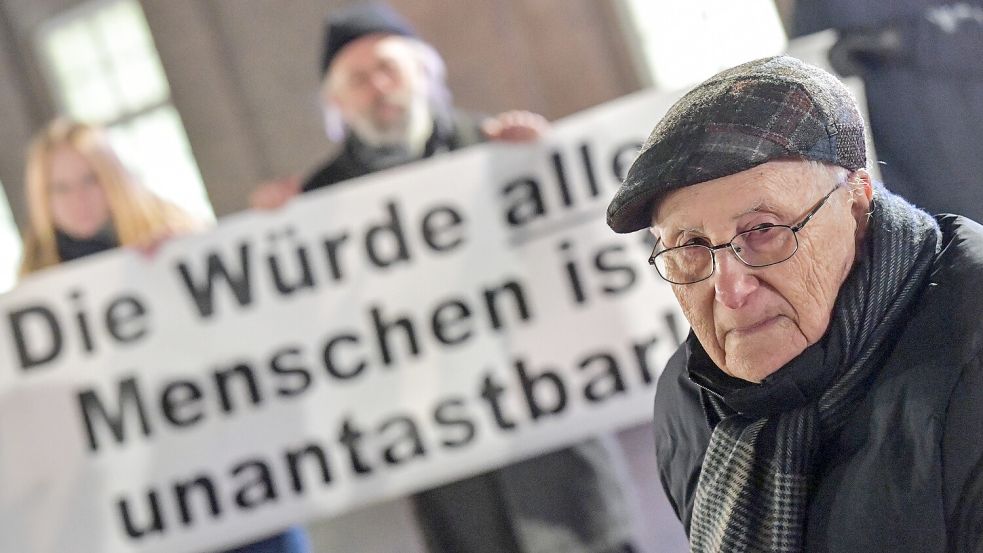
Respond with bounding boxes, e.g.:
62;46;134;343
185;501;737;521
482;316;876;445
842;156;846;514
649;185;841;285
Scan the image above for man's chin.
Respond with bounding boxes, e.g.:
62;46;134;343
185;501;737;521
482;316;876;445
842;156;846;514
725;351;795;383
371;105;409;126
723;327;807;382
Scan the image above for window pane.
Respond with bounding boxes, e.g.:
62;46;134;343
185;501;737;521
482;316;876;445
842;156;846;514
109;106;215;223
93;0;147;48
44;20;100;74
43;20;122;121
64;74;121;122
95;0;170;110
110;53;170;112
622;0;787;90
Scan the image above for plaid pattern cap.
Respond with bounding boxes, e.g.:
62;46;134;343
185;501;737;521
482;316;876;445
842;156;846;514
606;55;866;233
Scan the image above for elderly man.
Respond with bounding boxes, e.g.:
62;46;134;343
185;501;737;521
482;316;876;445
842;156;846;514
250;1;546;208
607;56;983;552
253;4;635;553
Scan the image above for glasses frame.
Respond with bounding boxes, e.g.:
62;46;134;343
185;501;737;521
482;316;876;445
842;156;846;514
648;185;841;285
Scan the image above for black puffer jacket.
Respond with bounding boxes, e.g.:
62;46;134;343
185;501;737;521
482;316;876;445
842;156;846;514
654;215;983;552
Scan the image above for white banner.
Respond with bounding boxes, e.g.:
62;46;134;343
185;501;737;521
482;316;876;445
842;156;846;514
0;87;689;553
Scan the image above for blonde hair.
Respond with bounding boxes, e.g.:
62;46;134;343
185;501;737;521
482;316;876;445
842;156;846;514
19;119;200;276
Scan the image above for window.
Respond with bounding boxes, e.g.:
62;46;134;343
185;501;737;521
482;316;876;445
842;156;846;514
619;0;787;90
37;0;214;222
0;184;23;293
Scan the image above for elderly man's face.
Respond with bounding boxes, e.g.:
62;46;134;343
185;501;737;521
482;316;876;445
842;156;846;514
326;34;429;146
652;160;871;382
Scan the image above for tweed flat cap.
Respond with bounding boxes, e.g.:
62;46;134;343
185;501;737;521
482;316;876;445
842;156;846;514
607;55;866;233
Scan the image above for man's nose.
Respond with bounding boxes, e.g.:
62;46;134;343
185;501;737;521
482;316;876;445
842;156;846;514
367;70;395;94
714;250;758;309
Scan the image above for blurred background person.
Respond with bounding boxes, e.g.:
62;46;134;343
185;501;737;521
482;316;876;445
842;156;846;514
254;4;636;553
249;1;549;209
790;0;983;221
16;118;311;553
18;119;200;275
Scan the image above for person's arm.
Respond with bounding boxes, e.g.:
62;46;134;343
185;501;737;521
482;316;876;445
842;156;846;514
943;350;983;553
249;175;302;210
481;110;550;142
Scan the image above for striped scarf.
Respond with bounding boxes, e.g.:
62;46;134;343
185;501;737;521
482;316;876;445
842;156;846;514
688;184;941;553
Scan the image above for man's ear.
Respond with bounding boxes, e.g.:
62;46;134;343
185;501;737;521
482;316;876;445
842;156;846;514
849;168;874;239
320;73;340;108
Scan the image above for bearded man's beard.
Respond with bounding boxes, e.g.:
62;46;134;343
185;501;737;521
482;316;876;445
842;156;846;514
350;89;433;151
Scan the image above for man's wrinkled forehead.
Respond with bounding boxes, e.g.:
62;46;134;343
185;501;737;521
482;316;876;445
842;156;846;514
649;160;826;229
651;197;781;241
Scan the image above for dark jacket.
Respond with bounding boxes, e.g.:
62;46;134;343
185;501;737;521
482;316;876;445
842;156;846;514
794;0;983;223
654;215;983;552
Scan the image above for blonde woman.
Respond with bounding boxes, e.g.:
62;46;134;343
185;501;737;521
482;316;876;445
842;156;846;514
16;119;311;552
18;119;199;275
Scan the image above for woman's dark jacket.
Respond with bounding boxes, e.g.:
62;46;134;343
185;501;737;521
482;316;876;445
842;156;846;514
654;215;983;552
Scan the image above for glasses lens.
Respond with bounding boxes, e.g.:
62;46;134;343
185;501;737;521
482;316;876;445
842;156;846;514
655;245;713;284
732;226;797;267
